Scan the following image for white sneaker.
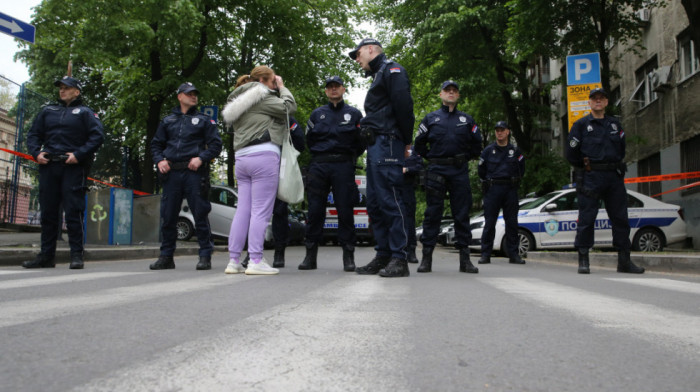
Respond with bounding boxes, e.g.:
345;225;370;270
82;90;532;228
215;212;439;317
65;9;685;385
225;260;245;274
245;259;279;275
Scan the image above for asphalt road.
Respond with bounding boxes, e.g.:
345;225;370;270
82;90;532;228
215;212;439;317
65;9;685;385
1;245;699;391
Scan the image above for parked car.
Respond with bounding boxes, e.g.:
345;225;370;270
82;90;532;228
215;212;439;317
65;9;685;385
467;188;688;256
177;185;305;248
322;176;374;245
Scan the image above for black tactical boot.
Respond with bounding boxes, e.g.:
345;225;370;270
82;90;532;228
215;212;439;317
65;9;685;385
196;256;211;270
22;254;55;269
459;248;479;273
273;245;286;268
355;255;391;275
617;251;644;274
379;257;410;278
477;253;491;264
577;248;590;274
417;246;433;273
342;247;356;272
69;253;84;270
407;245;419;264
509;254;526;264
150;255;175;270
298;243;318;270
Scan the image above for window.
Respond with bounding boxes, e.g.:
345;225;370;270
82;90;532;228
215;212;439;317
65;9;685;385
630;56;658;110
210;188;237;207
678;33;699;80
681;135;700;196
637;153;661;197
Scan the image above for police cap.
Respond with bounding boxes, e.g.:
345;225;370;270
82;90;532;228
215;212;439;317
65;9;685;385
177;82;199;95
325;76;344;87
495;121;509;130
441;80;459;91
589;87;608;98
54;76;82;91
349;38;382;60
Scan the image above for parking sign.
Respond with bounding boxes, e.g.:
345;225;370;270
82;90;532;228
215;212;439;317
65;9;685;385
566;53;601;86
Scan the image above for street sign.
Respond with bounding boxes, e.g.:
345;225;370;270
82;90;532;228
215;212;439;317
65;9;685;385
200;105;218;122
0;12;35;43
566;83;602;131
566;53;601;86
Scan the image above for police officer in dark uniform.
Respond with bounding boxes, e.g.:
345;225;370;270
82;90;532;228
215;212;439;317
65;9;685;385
150;82;222;271
566;87;644;275
403;147;423;264
269;116;305;268
415;80;482;274
298;76;364;272
477;121;525;265
350;38;415;278
24;76;104;269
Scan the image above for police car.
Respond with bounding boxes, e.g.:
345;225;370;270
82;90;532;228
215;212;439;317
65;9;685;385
468;188;688;255
322;176;373;245
177;185;305;247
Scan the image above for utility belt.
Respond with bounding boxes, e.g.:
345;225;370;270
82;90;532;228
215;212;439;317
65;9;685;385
169;161;192;171
427;154;468;166
487;177;521;186
242;130;271;149
311;153;354;163
360;127;397;146
588;162;625;172
45;153;69;163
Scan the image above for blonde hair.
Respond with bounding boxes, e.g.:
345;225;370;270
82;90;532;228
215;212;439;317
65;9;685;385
235;66;275;88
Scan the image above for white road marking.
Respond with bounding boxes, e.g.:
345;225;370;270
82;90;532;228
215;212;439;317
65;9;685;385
605;278;700;295
0;270;33;276
482;278;700;358
73;278;412;392
0;272;147;290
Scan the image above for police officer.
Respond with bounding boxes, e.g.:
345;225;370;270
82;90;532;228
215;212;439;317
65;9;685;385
415;80;482;274
403;148;423;264
269;116;305;268
477;121;525;265
24;75;104;269
566;87;644;274
150;82;222;271
298;76;364;272
350;38;415;278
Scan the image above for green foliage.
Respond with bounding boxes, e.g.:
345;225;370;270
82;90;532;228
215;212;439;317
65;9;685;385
520;147;571;197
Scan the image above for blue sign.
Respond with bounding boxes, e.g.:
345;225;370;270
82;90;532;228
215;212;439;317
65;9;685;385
566;53;601;86
200;105;218;122
0;12;35;43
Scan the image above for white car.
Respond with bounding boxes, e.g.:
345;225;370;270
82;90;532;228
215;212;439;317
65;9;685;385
468;188;688;255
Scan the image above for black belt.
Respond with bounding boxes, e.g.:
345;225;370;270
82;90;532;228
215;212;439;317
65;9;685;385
589;162;624;171
311;153;354;163
170;161;191;170
45;153;69;163
428;154;467;166
488;177;521;185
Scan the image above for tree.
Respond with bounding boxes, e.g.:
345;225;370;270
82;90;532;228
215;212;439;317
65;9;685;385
0;76;18;111
17;0;361;192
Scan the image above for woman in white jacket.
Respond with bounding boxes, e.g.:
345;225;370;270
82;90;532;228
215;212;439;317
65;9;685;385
222;66;296;275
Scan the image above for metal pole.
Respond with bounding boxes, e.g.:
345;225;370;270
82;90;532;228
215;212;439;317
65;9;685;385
9;82;27;224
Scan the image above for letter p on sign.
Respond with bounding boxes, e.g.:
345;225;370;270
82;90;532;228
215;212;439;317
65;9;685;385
566;53;601;86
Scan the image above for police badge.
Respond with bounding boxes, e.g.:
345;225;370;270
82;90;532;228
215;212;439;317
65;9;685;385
72;108;81;114
459;116;466;122
587;125;593;132
344;113;351;122
192;118;199;125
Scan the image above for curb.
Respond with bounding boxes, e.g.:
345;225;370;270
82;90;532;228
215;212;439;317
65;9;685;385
528;251;700;274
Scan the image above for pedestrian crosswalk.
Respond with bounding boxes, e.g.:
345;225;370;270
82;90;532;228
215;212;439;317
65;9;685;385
1;265;699;391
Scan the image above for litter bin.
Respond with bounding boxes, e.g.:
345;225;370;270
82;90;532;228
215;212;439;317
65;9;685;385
85;188;133;245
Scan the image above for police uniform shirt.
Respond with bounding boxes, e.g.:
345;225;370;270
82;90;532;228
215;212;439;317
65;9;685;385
305;100;363;157
360;53;415;145
414;106;482;160
478;142;525;180
27;98;104;163
566;114;625;167
151;106;222;164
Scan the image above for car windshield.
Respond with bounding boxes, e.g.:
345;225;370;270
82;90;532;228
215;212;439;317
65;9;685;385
520;191;563;210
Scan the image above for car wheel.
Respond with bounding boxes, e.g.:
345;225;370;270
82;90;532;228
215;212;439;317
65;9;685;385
633;228;664;252
502;229;535;257
176;218;194;241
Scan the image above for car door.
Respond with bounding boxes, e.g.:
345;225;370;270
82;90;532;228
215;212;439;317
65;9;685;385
538;192;580;248
208;187;237;237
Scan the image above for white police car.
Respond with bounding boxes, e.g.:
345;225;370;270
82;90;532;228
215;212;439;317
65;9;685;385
323;176;373;245
469;188;688;255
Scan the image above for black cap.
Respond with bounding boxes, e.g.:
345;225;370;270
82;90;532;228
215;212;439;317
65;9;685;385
325;76;344;87
495;121;509;129
349;38;382;60
441;80;459;91
54;76;82;91
177;82;199;95
589;87;608;98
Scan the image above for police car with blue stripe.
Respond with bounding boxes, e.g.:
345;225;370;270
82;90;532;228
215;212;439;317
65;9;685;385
469;188;688;255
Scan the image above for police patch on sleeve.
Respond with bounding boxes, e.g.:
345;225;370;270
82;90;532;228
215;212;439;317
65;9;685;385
210;119;216;124
418;123;428;134
569;137;580;148
471;125;478;134
479;157;484;165
389;67;401;73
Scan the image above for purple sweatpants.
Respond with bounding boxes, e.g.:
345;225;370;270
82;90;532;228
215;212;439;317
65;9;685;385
228;151;280;261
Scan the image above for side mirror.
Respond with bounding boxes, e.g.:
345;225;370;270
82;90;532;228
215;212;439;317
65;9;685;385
544;203;557;212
